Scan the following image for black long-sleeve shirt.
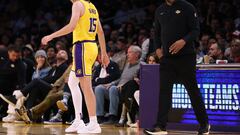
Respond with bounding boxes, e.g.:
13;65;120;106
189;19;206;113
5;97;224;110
42;62;68;84
154;0;200;57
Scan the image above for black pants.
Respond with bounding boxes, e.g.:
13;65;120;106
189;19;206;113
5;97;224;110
120;80;139;122
156;55;208;127
21;78;53;108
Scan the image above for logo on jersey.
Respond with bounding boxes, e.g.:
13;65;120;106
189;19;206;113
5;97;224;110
77;69;82;75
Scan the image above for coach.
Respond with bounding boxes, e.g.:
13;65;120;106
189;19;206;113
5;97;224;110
144;0;210;135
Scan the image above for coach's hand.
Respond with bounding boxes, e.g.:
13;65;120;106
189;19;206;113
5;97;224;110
41;35;53;46
101;52;110;68
169;39;186;54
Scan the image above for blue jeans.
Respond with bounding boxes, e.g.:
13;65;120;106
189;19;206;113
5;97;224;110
94;85;119;116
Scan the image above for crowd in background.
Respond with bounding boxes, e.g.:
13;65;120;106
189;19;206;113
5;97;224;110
0;0;239;62
0;0;240;126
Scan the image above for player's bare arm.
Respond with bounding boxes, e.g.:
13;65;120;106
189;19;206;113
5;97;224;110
41;1;84;45
97;21;110;68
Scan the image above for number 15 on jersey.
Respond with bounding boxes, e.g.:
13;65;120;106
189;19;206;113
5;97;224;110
89;18;97;32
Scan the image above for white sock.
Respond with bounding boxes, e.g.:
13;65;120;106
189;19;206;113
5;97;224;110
119;118;125;124
68;71;82;122
62;92;70;104
119;104;127;123
89;116;98;124
134;90;140;105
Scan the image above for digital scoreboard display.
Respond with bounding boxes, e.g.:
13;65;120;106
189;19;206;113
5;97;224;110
171;70;240;125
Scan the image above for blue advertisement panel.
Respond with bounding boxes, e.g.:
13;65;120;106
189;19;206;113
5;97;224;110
171;70;240;125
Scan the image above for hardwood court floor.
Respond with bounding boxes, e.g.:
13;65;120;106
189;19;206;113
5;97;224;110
0;122;240;135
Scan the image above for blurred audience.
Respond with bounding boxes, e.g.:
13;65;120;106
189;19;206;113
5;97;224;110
111;37;127;72
0;0;240;123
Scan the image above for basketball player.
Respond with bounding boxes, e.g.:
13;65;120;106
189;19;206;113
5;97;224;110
41;0;110;133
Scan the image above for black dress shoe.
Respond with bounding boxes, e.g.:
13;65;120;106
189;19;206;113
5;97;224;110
102;115;118;124
198;124;210;135
97;116;106;124
144;127;167;135
115;122;125;127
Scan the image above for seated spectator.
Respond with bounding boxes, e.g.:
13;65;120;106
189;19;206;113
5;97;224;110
1;50;51;122
146;53;160;64
46;45;57;67
155;48;163;60
110;30;119;43
5;65;72;123
0;45;26;96
111;37;127;72
20;66;72;123
55;40;67;52
206;43;228;63
224;47;232;62
95;45;141;124
117;51;160;127
32;50;52;80
21;44;35;83
230;39;240;63
199;34;210;56
138;28;150;62
0;50;69;123
22;44;35;63
93;52;121;123
0;45;26;119
92;51;121;87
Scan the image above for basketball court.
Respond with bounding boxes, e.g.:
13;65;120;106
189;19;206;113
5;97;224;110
1;122;239;135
